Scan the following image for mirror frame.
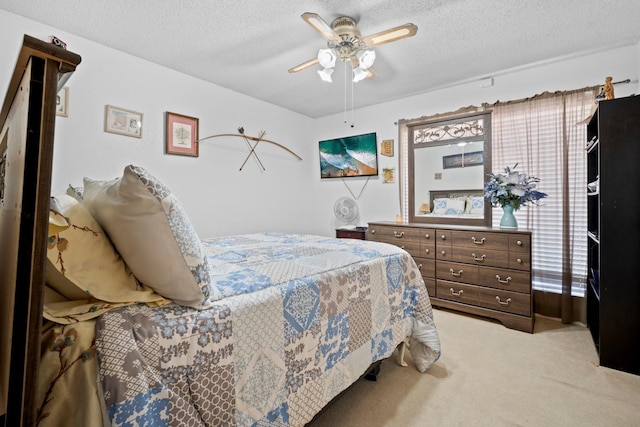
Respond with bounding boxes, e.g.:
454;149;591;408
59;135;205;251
407;111;492;226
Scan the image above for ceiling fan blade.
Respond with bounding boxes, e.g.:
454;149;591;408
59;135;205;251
365;67;377;80
361;23;418;47
288;57;319;73
302;12;341;44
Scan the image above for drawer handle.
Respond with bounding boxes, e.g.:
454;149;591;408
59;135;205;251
516;240;523;246
394;231;405;238
441;250;447;256
440;234;446;240
371;229;376;234
417;263;423;270
472;237;486;245
472;253;486;262
400;245;405;250
424;233;430;239
496;275;512;284
424;248;430;254
449;268;463;277
496;296;512;305
450;288;464;296
516;258;523;264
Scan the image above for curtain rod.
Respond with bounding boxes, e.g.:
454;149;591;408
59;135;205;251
489;78;631;108
397;79;632;125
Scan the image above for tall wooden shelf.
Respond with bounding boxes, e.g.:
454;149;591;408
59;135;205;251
586;95;640;375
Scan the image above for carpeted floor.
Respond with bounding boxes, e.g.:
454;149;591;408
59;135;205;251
309;308;640;426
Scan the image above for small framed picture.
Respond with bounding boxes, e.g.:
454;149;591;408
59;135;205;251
383;167;395;183
105;105;143;138
56;86;69;117
166;112;199;157
381;139;394;157
442;151;484;169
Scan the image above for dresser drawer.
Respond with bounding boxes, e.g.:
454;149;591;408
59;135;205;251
476;287;531;316
390;241;421;257
477;267;531;293
368;224;422;241
424;278;436;297
451;247;510;269
436;261;478;284
414;257;435;278
436;246;452;261
436;229;453;244
509;234;530;253
436;280;479;303
451;230;508;250
509;253;531;271
419;242;436;259
419;229;436;242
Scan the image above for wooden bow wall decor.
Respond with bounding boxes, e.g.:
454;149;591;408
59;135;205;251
198;127;302;171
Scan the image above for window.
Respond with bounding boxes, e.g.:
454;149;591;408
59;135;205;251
490;90;596;296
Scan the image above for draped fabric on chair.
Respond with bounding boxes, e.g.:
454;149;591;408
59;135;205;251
490;87;599;323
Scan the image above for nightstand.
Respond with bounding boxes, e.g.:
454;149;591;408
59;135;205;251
336;227;367;240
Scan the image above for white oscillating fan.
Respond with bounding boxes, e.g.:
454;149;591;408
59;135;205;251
334;197;359;226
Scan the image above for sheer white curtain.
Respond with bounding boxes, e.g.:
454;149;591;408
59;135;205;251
490;88;598;322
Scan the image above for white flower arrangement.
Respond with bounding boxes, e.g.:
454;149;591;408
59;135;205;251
484;164;548;210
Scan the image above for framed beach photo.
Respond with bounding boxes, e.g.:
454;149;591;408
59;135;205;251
166;111;199;157
56;86;69;117
105;105;143;138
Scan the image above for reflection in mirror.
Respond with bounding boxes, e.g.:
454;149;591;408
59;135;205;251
408;111;492;226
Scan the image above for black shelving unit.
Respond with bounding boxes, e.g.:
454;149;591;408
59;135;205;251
586;95;640;375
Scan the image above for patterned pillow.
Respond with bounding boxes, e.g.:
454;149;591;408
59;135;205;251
83;165;220;308
431;198;466;215
468;196;485;215
45;195;167;323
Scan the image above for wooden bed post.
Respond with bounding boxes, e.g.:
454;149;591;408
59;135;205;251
0;35;81;427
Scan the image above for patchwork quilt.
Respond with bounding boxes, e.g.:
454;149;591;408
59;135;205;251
95;233;441;426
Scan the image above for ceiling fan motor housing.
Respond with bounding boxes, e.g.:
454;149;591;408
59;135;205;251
329;16;364;60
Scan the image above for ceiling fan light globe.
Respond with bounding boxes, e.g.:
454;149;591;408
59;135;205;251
356;50;376;69
318;67;334;82
317;48;337;68
352;66;368;83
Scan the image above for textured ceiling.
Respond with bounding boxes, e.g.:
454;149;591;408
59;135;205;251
1;0;639;118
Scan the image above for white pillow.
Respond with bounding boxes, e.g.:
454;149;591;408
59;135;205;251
468;196;485;215
83;165;220;308
431;198;466;215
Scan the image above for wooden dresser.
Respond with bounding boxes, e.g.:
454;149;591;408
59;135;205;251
368;222;533;333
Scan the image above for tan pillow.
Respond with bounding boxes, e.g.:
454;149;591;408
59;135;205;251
45;195;167;323
82;165;219;308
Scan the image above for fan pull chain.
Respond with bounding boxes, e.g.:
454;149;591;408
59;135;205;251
342;176;370;200
351;75;355;127
343;62;347;124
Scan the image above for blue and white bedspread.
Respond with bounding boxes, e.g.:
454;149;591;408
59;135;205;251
96;233;441;426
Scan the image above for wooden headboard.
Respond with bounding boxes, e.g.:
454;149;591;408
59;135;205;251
0;35;81;427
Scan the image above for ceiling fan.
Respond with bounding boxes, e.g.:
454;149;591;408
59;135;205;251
289;12;418;83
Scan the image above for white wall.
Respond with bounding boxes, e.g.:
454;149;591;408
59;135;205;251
0;10;316;238
2;9;638;238
312;45;639;235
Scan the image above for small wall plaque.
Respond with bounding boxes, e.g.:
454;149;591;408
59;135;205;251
381;139;394;157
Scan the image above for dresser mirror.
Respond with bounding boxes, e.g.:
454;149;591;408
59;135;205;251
407;111;492;226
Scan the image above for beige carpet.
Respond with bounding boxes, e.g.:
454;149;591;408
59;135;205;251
309;308;640;426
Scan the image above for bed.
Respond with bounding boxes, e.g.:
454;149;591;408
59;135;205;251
1;36;441;427
416;189;486;219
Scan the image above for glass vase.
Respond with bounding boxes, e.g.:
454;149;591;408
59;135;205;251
500;204;518;229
